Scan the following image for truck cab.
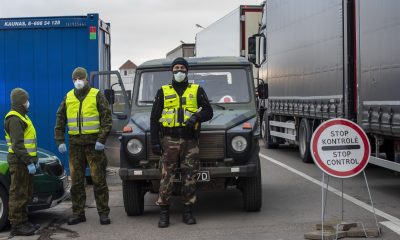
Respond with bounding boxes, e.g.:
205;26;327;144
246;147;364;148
118;57;262;215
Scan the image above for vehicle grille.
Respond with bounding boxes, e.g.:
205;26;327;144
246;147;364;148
147;132;225;161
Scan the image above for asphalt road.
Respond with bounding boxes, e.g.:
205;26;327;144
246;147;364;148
1;141;400;240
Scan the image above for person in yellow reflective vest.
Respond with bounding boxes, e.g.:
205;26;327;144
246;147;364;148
150;57;213;228
4;88;39;236
54;67;112;225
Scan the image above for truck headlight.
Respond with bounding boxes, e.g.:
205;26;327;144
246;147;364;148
231;136;247;152
127;138;143;155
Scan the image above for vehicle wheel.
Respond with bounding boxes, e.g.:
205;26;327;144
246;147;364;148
383;140;394;161
242;158;262;212
122;180;144;216
299;118;313;163
0;185;9;231
85;176;93;185
262;112;278;149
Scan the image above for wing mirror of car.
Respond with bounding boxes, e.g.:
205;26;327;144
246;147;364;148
248;36;257;64
104;89;115;105
257;83;268;99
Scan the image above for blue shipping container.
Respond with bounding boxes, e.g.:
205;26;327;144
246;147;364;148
0;14;111;173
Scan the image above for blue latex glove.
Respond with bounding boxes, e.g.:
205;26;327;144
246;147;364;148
58;143;67;154
27;163;36;175
95;141;105;151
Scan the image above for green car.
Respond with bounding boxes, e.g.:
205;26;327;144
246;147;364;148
0;140;69;231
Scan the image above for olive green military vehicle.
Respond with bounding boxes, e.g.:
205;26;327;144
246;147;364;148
117;57;262;215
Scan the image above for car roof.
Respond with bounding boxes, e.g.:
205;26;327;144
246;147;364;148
137;56;252;70
0;140;54;157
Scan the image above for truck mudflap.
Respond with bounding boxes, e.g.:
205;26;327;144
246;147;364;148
119;163;258;180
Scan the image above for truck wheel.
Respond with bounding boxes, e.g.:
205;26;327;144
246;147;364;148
242;158;262;212
262;112;279;149
122;180;144;216
299;118;313;163
0;185;9;231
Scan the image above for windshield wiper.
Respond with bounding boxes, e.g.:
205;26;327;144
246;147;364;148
211;103;226;110
138;100;154;104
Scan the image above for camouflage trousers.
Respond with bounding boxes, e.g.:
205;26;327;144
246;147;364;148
69;144;110;216
156;136;200;206
8;163;33;226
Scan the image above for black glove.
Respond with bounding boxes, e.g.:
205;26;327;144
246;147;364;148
185;114;198;130
152;144;163;156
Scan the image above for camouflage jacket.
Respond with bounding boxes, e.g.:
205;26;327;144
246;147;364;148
54;85;112;146
4;105;38;165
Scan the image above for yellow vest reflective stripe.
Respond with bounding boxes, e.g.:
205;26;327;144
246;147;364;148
66;88;100;135
4;110;37;156
160;84;199;127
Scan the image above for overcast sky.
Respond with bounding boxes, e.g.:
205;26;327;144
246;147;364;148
0;0;263;69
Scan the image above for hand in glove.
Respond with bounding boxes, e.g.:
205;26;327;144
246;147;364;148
152;144;163;156
185;114;198;130
27;163;36;175
95;141;105;151
58;143;67;154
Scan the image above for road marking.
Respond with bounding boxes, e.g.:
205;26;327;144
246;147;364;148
259;153;400;235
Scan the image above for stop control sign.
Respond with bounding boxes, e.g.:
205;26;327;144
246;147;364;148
311;118;371;178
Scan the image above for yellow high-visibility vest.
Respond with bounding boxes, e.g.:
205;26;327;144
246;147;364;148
66;88;100;135
160;84;199;127
4;110;37;157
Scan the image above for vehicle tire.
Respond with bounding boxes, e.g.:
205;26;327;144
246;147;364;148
262;112;279;149
242;158;262;212
299;118;313;163
85;176;93;185
122;180;144;216
383;140;394;161
0;185;9;231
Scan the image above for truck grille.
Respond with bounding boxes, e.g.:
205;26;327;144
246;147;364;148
147;132;225;161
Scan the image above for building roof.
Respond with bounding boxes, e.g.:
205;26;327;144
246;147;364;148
119;60;137;70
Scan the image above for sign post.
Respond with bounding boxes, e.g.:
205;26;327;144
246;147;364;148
310;118;380;238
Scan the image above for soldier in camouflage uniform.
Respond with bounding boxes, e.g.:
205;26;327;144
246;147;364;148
4;88;40;236
54;67;112;225
150;57;213;228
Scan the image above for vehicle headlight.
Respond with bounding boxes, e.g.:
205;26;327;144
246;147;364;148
127;138;143;155
231;136;247;152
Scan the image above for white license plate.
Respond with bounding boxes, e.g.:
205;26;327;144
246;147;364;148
173;170;210;182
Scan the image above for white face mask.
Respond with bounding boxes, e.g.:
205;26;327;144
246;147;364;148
24;100;30;109
74;79;85;90
174;71;187;82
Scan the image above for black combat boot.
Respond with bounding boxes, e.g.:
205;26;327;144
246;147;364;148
10;223;36;236
182;204;196;225
67;214;86;225
158;205;170;228
99;214;111;225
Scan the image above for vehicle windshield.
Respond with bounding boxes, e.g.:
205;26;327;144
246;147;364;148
137;69;250;106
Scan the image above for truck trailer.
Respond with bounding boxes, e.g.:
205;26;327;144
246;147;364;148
195;5;262;59
249;0;400;171
0;14;112;173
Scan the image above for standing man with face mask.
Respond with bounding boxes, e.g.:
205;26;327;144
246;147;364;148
150;57;213;228
4;88;40;236
54;67;112;225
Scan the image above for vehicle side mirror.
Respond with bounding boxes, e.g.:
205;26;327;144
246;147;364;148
104;89;115;105
257;83;268;99
248;36;257;64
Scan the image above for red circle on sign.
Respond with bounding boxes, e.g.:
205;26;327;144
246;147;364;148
311;119;370;178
